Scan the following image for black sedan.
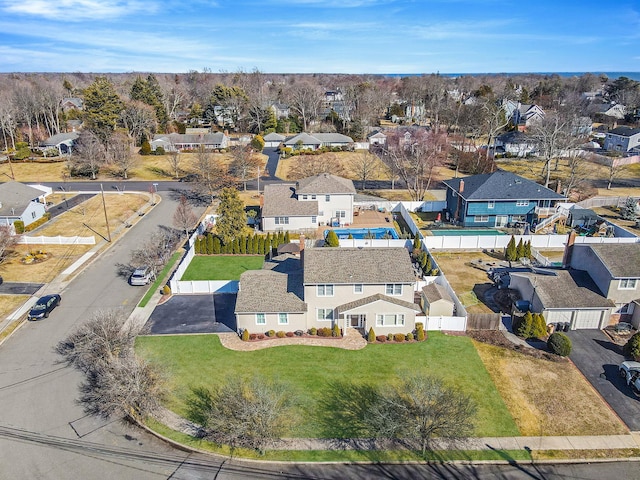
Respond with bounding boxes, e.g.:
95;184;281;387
28;294;61;320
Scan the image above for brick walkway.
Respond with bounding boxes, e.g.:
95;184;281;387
217;327;367;351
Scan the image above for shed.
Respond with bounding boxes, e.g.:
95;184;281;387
420;283;454;316
568;208;599;228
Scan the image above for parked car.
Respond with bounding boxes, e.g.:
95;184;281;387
619;361;640;385
129;266;153;286
28;294;61;320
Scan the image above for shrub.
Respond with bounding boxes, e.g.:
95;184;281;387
417;329;426;341
394;333;405;342
257;334;265;340
368;327;375;343
267;330;276;337
161;285;171;295
387;333;393;341
241;329;250;341
547;332;572;356
318;327;333;337
285;331;294;337
140;140;151;155
515;311;534;338
376;335;387;343
624;332;640;359
332;324;341;337
415;322;424;331
531;313;548;339
406;333;414;341
13;220;24;234
249;334;258;340
294;330;304;337
276;330;286;338
154;146;165;155
309;327;317;336
324;230;340;247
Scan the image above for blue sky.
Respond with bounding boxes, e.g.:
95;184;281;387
0;0;638;74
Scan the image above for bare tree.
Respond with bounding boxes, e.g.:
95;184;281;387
172;195;198;237
129;227;181;276
286;82;323;131
0;225;19;263
530;111;575;188
120;101;156;143
366;376;476;454
0;93;18;151
187;376;291;453
229;145;261;191
109;132;137;179
605;157;627;190
192;145;236;203
71;130;108;179
352;152;380;189
479;97;509;164
287;153;347;180
166;145;181;179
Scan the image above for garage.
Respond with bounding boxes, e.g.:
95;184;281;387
573;309;604;329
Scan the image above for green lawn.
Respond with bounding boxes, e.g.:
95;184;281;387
136;332;519;438
180;255;264;281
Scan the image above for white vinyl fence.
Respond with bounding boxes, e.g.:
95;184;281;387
18;235;95;245
170;280;238;294
422;233;638;250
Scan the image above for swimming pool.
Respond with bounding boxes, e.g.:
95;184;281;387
429;229;505;236
325;227;400;240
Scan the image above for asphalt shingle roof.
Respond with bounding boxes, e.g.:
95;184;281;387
41;132;79;146
296;173;356;195
303;247;416;285
337;293;421;314
262;184;318;217
608;126;640;137
511;270;614;309
421;283;453;304
283;133;322;146
442;170;566;201
235;269;306;313
0;182;44;216
152;133;226;144
263;132;285;141
581;243;640;278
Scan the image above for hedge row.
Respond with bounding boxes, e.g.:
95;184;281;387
194;231;291;255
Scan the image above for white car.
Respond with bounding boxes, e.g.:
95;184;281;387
619;361;640;385
129;266;153;286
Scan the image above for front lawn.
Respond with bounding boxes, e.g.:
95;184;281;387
136;332;519;438
180;255;264;281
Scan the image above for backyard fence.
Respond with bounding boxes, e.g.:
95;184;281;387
422;233;638;250
18;235;95;245
466;313;501;330
170;280;239;295
577;196;639;209
422;315;467;331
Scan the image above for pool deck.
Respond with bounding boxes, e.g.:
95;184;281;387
317;209;393;237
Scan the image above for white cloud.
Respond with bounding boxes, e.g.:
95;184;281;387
0;0;153;20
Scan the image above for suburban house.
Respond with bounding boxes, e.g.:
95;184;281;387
0;181;49;228
261;173;355;231
509;269;615;330
494;131;537;157
60;97;83;111
234;246;420;335
503;101;544;130
442;170;566;228
603;126;640;153
270;102;290;119
150;132;229;152
367;131;387;146
282;132;354;151
40;132;79;156
589;102;626;120
569;243;640;320
263;132;286;148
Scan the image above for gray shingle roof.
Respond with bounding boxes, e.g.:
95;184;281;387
263;132;285;142
283;132;353;146
337;293;421;314
511;270;614;309
296;173;356;195
442;170;566;201
421;283;453;304
312;133;354;143
41;132;79;146
496;131;533;144
608;126;640;137
235;269;306;313
303;247;416;284
152;133;227;144
582;244;640;278
0;182;44;216
262;184;318;217
283;133;322;146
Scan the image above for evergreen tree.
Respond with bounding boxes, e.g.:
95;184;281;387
257;236;265;255
368;327;376;343
413;234;422;252
524;240;532;259
264;109;278;133
216;188;246;245
239;235;246;254
264;233;271;255
515;311;534;338
284;231;290;244
83;76;123;143
531;313;548;339
212;236;221;254
516;238;525;260
195;236;202;254
621;197;638;221
207;234;214;254
252;235;259;254
130;74;169;131
246;234;253;254
505;235;517;262
325;230;340;247
139;140;151;155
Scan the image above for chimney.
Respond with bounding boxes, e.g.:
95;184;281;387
562;230;577;267
299;234;305;269
556;179;562;194
459;179;464;193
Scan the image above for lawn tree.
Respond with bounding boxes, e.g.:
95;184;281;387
562;148;590;199
193;145;234;203
173;195;198;237
82;76;123;144
0;94;18;150
109;132;137;179
207;84;248;129
0;225;18;263
352;152;380;190
120;101;156;145
621;197;638;221
478;96;509;163
285;82;323;131
229;145;261;191
215;187;246;245
287;153;347;180
187;376;291;453
130;74;168;132
381;128;449;201
129;227;181;277
71;130;108;179
605;158;627;190
366;375;476;454
242;68;272;133
56;309;166;421
166;142;181;179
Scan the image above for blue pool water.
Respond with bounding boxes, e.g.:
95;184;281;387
325;227;400;240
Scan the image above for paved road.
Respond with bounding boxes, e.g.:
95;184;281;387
568;329;640;431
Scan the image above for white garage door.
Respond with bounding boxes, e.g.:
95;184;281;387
574;310;603;330
547;310;573;324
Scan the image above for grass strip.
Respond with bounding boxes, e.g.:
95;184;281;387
138;251;182;308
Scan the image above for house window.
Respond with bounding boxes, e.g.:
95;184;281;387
278;313;289;325
255;313;266;325
317;308;333;321
317;284;334;296
325;195;330;201
516;200;529;206
620;279;637;290
385;284;402;296
487;201;495;209
302;195;308;200
311;195;316;200
311;216;317;224
275;217;289;225
354;284;363;294
473;215;489;223
32;211;37;219
336;210;346;218
376;314;405;326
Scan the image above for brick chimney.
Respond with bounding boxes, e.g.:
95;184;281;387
562;230;577;267
459;179;464;193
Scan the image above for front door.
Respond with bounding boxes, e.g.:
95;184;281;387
349;314;364;328
496;215;508;227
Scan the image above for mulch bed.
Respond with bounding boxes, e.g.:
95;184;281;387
468;330;566;362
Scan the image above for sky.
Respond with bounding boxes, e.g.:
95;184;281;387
0;0;638;74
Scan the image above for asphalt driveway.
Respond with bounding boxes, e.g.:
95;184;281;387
0;282;44;295
145;293;237;335
568;329;640;431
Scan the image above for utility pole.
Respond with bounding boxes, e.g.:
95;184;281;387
257;166;260;193
101;184;111;242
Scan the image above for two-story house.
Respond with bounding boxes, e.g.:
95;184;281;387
603;126;640;154
569;243;640;320
442;170;566;228
234;247;420;335
261;173;355;231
